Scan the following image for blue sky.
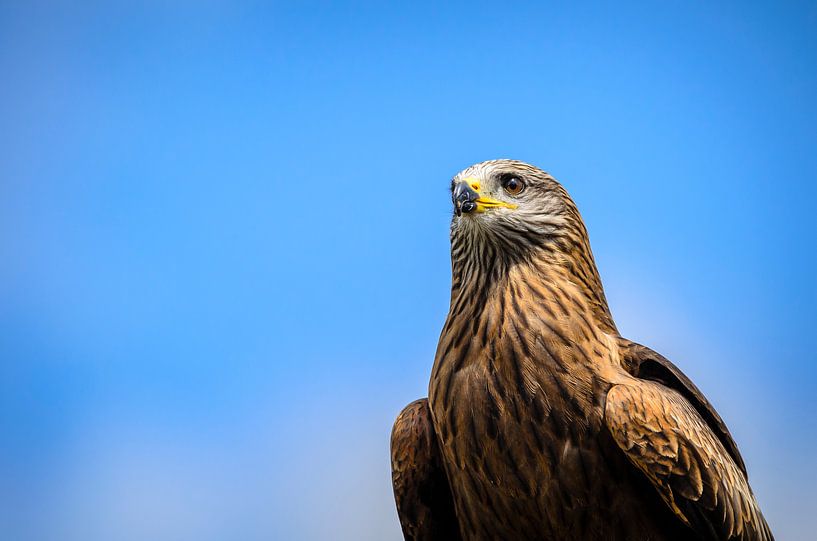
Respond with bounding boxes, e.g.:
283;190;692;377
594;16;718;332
1;2;815;540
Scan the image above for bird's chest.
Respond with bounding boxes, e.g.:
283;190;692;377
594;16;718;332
431;347;604;480
429;328;614;538
430;312;610;454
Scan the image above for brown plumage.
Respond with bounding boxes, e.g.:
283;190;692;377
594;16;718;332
390;160;772;540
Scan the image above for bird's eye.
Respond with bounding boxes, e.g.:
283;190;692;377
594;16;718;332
501;176;525;196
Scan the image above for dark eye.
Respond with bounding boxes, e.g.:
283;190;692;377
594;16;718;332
501;175;525;196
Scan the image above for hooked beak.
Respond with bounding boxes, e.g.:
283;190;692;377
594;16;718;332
452;178;518;216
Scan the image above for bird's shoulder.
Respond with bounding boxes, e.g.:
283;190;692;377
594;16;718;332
605;339;773;540
616;338;746;474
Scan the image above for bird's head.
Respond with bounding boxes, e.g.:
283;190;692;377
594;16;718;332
447;158;613;330
450;159;579;258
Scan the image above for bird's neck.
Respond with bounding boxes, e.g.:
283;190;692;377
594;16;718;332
447;236;616;335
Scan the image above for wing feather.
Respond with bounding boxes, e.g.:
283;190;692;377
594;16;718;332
605;380;773;540
618;339;747;475
391;398;461;541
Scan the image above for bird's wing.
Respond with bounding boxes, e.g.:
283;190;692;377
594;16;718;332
605;346;773;540
391;398;462;541
618;339;747;475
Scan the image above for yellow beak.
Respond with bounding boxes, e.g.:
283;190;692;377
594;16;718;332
453;178;517;216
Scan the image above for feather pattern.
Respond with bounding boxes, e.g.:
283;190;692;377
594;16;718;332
391;160;772;540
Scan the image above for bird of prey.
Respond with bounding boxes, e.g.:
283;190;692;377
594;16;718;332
391;160;772;540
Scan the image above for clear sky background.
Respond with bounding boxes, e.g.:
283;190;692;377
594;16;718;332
1;2;816;540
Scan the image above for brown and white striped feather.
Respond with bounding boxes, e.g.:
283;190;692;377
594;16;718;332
392;160;772;540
